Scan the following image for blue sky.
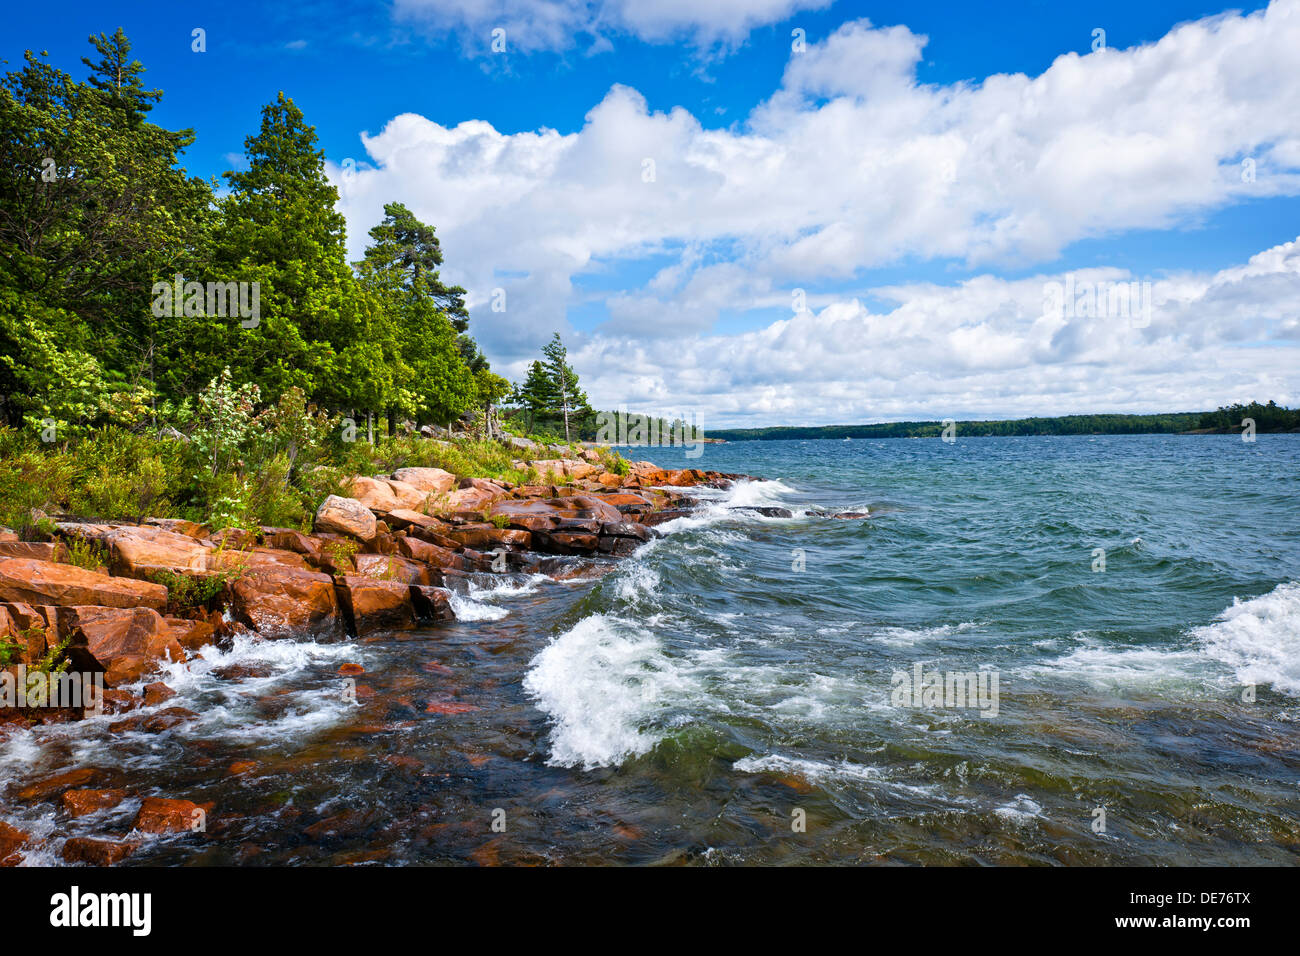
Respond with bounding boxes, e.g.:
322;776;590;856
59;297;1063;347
6;0;1299;425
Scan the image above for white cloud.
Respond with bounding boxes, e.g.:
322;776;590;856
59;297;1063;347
566;238;1300;426
332;2;1300;424
392;0;833;53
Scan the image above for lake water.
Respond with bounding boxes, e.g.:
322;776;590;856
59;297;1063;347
5;435;1299;865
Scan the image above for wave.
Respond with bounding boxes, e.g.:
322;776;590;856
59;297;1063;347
1193;581;1300;697
522;613;677;769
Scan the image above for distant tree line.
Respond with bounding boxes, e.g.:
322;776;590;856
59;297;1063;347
709;405;1300;441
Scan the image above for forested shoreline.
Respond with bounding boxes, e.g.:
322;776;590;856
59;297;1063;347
709;403;1300;441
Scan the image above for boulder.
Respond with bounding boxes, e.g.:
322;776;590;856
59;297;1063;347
353;553;438;586
601;521;653;541
391;467;458;496
0;821;28;866
61;788;127;817
334;576;416;636
61;837;138;866
348;476;402;514
0;542;60;562
536;531;600;554
164;617;216;653
210;546;307;572
394;536;469;572
0;558;167;611
411;585;455;622
98;525;212;578
382;509;446;533
133;796;213;834
437;486;502;514
314;496;377;542
590;493;654;516
566;495;625;523
384;479;431;512
143;517;208;539
446;527;531;552
13;766;100;801
259;528;323;558
229;567;342;640
63;606;178;686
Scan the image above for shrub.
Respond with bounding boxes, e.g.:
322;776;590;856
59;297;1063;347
59;537;108;573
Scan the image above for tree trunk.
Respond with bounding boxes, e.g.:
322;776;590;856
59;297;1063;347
561;384;571;442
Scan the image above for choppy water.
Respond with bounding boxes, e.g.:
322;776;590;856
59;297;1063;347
4;435;1299;865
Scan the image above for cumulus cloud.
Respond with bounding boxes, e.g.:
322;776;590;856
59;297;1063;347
567;238;1300;426
333;1;1300;425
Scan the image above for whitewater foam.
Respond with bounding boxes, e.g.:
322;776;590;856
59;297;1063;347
1194;581;1300;697
523;613;678;769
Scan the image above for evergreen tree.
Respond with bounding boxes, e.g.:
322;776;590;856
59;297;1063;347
541;333;587;442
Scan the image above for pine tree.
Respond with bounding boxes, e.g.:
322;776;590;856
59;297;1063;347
80;28;161;120
541;333;587;443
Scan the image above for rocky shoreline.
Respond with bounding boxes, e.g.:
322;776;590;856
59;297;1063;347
0;446;753;866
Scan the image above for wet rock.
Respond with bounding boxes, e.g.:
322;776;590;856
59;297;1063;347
338;662;365;676
730;506;794;518
14;766;101;801
164;616;217;653
334;576;416;636
227;760;258;776
61;788;127;817
142;682;176;706
0;821;29;866
597;536;641;556
535;531;600;554
0;558;167;610
109;706;197;734
424;699;480;715
640;509;694;527
601;521;653;541
411;585;455;623
446;527;531;552
353;553;438;586
313;496;377;542
61;836;138;865
394;535;468;572
229;567;342;640
133;796;213;834
63;605;176;686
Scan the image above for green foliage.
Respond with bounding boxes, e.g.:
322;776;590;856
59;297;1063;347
59;537;108;573
706;411;1238;441
322;538;358;572
2;34;505;450
1196;401;1300;433
33;633;72;675
148;567;245;614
